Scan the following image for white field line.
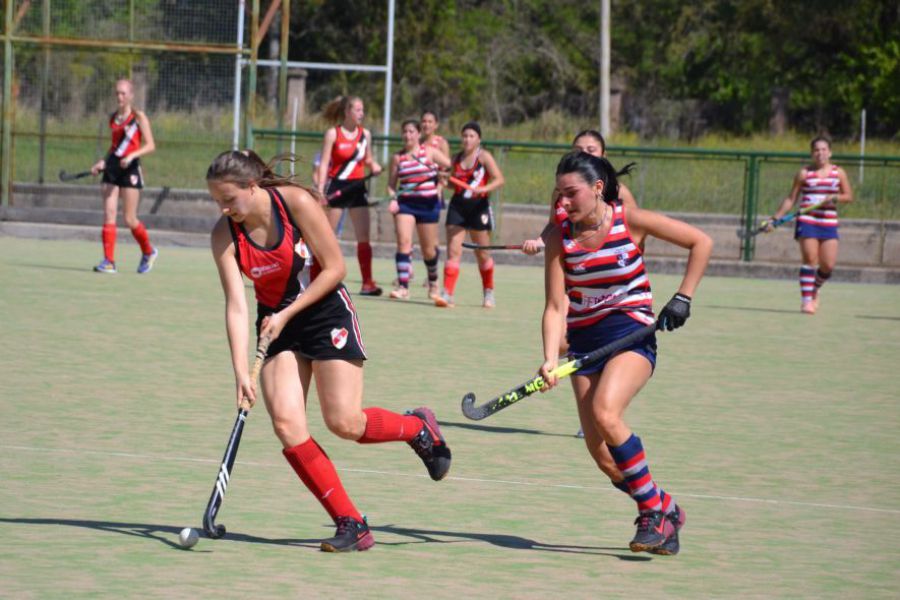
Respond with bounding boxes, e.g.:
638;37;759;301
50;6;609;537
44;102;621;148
3;444;898;516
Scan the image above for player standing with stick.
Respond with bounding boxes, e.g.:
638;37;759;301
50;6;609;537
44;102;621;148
768;136;853;314
208;150;452;553
386;120;451;300
540;151;712;555
433;122;505;308
90;79;158;274
316;96;383;296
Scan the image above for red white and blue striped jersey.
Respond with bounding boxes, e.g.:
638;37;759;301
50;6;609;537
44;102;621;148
798;165;840;228
395;145;439;199
108;111;142;158
562;201;655;329
327;126;367;181
451;149;490;199
229;187;312;311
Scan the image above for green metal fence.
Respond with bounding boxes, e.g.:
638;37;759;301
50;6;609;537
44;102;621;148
252;128;900;261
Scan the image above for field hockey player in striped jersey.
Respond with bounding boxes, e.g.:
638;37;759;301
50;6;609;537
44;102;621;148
90;78;158;274
386;119;452;300
539;151;712;555
316;95;384;296
208;150;452;553
769;135;853;314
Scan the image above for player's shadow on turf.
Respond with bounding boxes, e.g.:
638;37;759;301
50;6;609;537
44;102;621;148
855;314;900;321
370;524;650;561
441;420;576;439
706;304;799;315
15;263;100;273
0;517;321;551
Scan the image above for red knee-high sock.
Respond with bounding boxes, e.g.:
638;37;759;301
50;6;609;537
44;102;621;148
356;407;423;444
357;242;374;285
479;258;495;290
130;221;153;255
282;438;363;523
102;223;117;262
443;259;460;295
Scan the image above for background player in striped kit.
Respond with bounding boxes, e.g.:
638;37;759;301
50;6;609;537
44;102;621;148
386;119;451;300
90;78;158;274
207;150;452;553
316;95;383;296
434;122;505;308
769;136;853;314
539;151;712;555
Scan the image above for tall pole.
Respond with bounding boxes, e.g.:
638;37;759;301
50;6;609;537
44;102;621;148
381;0;395;164
1;0;14;206
38;0;49;184
599;0;610;137
244;0;260;147
276;0;290;160
232;0;245;150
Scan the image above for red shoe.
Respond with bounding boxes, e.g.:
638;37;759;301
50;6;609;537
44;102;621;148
359;282;383;297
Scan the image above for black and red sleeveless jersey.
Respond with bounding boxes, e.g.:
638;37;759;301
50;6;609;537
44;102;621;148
328;126;367;181
451;148;490;199
108;111;142;158
229;188;312;311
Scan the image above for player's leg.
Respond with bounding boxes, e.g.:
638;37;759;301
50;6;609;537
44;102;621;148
264;352;370;551
95;183;120;272
390;213;415;299
348;205;379;295
314;358;451;481
435;224;465;307
798;238;820;313
581;351;681;553
121;186;157;274
469;229;495;308
814;238;838;308
416;221;441;299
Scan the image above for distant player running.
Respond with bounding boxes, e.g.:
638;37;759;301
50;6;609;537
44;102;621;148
208;150;452;552
90;79;158;274
316;95;383;296
769;136;853;314
540;151;712;555
433;122;505;308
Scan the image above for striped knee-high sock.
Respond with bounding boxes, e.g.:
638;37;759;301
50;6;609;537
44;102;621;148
814;268;831;294
395;252;412;288
608;434;674;514
800;265;816;303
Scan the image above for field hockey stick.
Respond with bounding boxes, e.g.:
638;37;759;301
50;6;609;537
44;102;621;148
461;322;657;420
326;172;378;202
202;335;271;539
737;198;831;239
462;242;524;251
58;169;95;181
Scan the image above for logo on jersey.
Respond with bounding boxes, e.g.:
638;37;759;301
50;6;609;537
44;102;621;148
330;327;349;350
294;240;309;259
480;213;489;225
130;174;139;186
250;263;281;279
616;251;629;267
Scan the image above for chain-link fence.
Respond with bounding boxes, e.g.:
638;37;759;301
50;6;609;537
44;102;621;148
4;0;242;193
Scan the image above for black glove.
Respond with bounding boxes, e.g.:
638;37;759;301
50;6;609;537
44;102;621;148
658;293;691;331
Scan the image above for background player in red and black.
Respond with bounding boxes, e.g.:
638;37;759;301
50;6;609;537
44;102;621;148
434;122;505;308
89;79;158;274
208;150;452;553
316;95;383;296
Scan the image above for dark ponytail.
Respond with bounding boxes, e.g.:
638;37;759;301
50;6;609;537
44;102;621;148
206;150;318;197
555;151;624;204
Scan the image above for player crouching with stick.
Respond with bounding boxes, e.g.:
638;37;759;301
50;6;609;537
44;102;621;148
207;150;452;553
539;152;712;555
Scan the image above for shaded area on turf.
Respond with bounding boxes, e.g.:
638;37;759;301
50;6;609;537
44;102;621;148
439;420;577;439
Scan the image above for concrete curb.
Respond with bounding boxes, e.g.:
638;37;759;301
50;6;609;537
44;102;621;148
2;220;897;284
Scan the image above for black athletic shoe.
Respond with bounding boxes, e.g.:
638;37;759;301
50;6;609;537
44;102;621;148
359;283;383;297
406;407;452;481
648;504;686;556
629;510;675;553
320;516;375;553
